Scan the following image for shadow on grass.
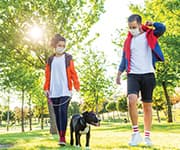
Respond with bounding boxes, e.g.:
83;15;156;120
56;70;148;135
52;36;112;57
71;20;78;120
92;122;180;133
0;130;49;145
37;144;82;150
151;123;180;133
0;123;180;150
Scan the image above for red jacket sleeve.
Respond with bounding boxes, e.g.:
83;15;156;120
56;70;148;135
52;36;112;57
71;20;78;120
70;60;80;91
43;64;50;91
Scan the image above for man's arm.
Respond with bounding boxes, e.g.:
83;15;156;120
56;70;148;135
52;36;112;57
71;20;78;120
153;22;166;37
146;21;166;37
116;51;126;84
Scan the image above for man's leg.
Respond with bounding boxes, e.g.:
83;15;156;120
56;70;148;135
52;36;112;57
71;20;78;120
143;102;152;132
128;94;142;146
141;73;155;146
142;102;152;146
128;94;138;126
127;74;143;146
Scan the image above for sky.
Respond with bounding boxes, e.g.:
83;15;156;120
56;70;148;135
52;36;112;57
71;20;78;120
87;0;145;96
0;0;145;109
89;0;144;62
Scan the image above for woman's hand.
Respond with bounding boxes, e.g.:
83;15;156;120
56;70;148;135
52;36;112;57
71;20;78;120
44;90;49;97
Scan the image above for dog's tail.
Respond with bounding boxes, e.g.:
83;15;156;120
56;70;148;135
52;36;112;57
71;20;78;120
70;118;74;145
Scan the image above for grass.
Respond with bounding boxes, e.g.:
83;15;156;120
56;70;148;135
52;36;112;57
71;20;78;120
0;122;180;150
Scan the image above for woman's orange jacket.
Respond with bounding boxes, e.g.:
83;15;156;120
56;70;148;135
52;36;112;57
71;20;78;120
43;53;80;91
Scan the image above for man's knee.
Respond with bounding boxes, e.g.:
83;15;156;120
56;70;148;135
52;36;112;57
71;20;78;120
128;94;138;106
143;103;152;111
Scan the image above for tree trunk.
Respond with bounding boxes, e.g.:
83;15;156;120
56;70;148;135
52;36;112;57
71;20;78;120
117;111;121;120
47;99;57;134
6;95;10;132
95;94;99;117
162;81;173;122
113;111;115;120
155;105;161;123
29;95;33;131
41;105;44;130
29;94;32;131
127;112;130;122
21;89;25;132
0;114;2;126
101;113;104;121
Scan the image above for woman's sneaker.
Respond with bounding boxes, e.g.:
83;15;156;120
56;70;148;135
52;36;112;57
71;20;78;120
129;132;142;146
58;141;66;146
144;137;152;146
59;137;66;146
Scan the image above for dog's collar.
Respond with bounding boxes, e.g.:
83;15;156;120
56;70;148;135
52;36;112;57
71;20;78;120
80;117;91;127
79;124;90;134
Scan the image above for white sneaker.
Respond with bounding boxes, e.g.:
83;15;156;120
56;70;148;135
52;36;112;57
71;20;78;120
144;136;152;146
58;141;66;146
128;132;142;146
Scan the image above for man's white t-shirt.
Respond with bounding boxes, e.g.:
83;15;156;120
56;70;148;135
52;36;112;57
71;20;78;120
49;54;72;98
130;32;155;74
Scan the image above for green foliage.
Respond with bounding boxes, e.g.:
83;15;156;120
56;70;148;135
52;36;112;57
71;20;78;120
0;0;106;126
68;101;80;117
0;0;105;69
116;95;128;113
99;101;108;114
2;111;15;122
153;86;166;111
106;101;116;112
78;49;112;113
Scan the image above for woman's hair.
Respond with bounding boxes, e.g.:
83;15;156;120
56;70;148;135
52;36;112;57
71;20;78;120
50;34;66;48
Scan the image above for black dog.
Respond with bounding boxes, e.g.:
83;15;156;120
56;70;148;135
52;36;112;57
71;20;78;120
70;111;100;149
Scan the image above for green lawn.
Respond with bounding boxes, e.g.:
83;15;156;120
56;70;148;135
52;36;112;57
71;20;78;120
0;122;180;150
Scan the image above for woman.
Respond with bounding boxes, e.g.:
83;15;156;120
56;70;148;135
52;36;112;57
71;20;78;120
44;34;80;146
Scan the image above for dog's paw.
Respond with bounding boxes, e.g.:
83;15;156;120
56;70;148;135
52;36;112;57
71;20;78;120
85;146;90;150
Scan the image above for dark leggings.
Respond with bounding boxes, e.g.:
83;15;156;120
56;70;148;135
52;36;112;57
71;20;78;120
51;96;71;132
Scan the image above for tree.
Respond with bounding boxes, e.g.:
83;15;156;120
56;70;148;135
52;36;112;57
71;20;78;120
0;0;105;133
116;95;129;121
0;108;2;126
14;107;21;124
128;0;180;122
99;100;108;120
116;95;128;113
152;86;166;123
68;101;80;118
31;79;49;130
0;0;105;67
2;111;15;124
27;94;33;131
79;49;112;115
3;64;38;132
106;101;117;120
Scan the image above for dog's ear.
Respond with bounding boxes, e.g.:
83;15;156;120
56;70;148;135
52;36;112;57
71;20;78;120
82;111;88;116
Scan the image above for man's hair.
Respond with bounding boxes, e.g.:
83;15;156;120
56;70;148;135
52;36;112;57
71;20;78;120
128;14;142;24
50;34;66;48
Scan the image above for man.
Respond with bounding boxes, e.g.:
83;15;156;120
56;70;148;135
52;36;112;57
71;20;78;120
116;14;165;146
